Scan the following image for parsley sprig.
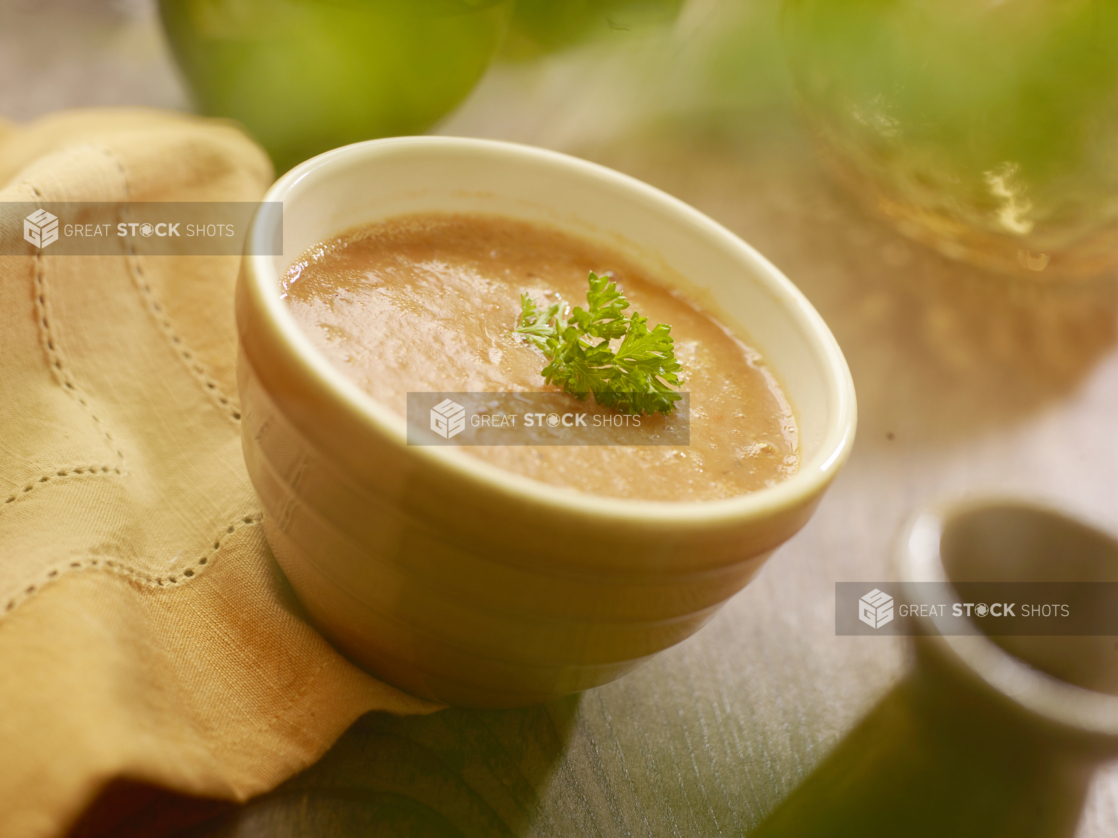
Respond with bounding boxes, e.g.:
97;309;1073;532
513;271;683;416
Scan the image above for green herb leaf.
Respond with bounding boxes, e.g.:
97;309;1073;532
513;271;683;415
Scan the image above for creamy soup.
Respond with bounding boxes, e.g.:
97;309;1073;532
282;213;798;501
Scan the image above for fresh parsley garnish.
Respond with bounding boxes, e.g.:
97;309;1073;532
513;271;683;416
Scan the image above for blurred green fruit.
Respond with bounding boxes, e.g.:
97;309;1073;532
503;0;684;59
160;0;513;173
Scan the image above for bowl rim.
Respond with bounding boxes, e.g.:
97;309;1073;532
243;135;857;529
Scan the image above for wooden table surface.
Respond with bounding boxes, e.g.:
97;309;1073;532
6;2;1117;836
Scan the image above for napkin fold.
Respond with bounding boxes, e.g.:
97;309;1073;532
0;109;439;838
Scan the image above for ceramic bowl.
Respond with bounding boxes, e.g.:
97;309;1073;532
899;498;1118;751
236;137;857;707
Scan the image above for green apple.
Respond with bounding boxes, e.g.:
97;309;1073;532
160;0;514;173
503;0;684;59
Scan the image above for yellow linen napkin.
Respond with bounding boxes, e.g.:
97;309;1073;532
0;109;440;838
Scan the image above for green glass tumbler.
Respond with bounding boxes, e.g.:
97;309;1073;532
783;0;1118;279
160;0;514;173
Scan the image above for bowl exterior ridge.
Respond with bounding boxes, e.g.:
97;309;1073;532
240;380;781;626
266;517;658;706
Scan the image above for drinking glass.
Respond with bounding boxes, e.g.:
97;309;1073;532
783;0;1118;279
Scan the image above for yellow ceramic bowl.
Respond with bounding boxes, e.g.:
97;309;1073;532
237;137;857;707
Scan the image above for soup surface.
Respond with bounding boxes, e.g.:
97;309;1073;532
282;213;798;501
